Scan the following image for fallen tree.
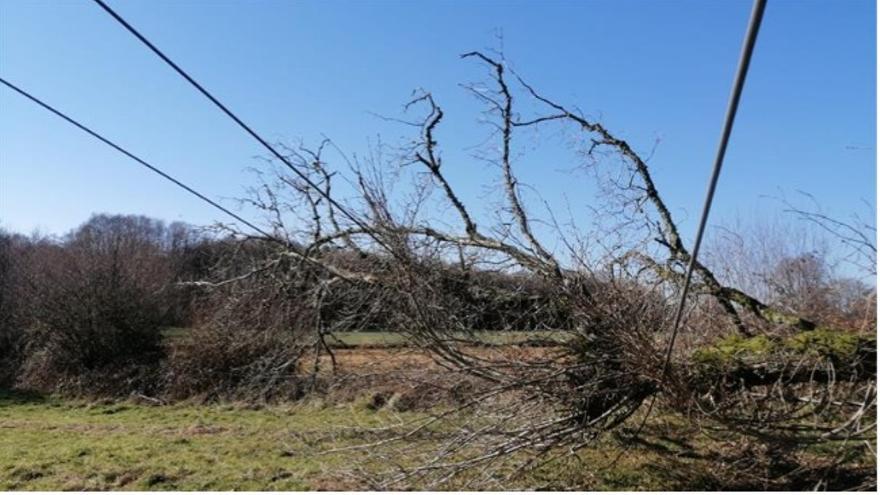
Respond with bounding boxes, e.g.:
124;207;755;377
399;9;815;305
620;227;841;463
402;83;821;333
187;49;874;487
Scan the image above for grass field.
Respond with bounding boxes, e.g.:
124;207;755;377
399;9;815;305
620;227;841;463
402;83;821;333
0;389;421;490
0;388;690;491
3;334;874;490
0;389;815;491
2;387;873;490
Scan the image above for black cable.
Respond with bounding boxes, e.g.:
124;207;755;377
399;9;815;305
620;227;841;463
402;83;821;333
606;0;767;464
662;0;767;378
0;77;276;241
90;0;764;347
90;0;389;252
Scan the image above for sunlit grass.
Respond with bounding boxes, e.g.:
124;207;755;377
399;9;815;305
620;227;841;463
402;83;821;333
1;388;872;490
0;390;426;490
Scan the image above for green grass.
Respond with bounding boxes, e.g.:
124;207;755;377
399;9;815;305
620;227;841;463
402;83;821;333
0;390;428;490
159;327;191;340
6;329;872;490
1;389;872;490
0;390;681;490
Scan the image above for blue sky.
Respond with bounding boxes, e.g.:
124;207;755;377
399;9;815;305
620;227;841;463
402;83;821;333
0;0;875;256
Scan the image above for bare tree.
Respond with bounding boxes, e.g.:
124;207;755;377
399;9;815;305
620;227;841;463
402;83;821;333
182;50;875;487
782;191;876;276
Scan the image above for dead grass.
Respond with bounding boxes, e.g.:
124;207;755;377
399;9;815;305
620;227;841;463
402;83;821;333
326;345;555;373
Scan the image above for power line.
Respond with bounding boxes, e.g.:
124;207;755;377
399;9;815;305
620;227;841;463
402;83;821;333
623;0;768;449
89;0;766;339
0;77;275;241
89;0;764;320
90;0;389;252
662;0;767;379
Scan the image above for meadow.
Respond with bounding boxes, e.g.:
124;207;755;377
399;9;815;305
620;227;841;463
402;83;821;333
2;335;874;491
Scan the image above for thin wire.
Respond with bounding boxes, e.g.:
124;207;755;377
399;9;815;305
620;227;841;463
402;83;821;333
90;0;389;252
0;77;276;241
610;0;767;462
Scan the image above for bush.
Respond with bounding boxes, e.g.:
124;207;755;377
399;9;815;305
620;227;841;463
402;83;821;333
164;242;318;402
16;233;166;396
163;326;306;402
0;230;26;387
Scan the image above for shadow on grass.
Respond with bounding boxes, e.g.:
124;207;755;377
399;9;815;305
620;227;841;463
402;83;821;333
632;441;876;491
607;422;876;491
0;388;48;406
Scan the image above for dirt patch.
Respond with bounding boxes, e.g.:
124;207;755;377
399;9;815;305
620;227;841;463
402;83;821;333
310;474;366;491
326;345;556;374
181;424;227;435
317;345;556;411
326;348;435;374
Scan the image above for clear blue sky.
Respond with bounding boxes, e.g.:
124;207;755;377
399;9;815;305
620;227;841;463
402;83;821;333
1;0;875;252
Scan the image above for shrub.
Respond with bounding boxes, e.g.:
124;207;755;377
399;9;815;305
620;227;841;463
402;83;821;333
16;233;166;396
0;230;26;387
164;242;318;402
163;325;306;402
